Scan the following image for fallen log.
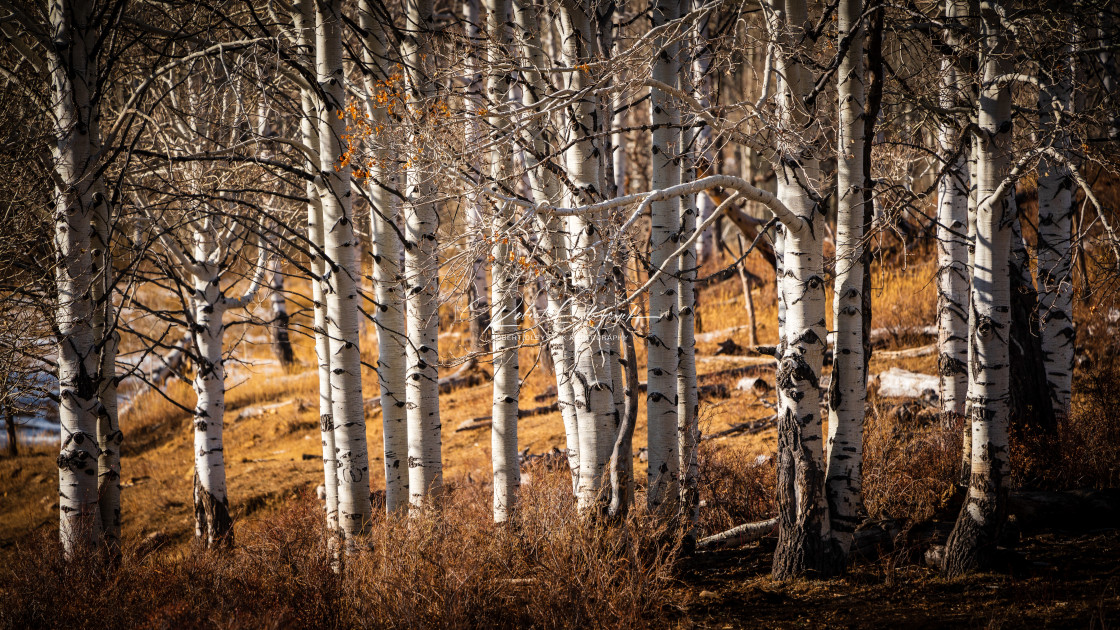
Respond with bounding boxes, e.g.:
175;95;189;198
453;401;562;432
702;415;777;441
697;517;779;551
876;343;937;360
438;359;490;394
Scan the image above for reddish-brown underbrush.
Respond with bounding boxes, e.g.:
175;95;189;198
0;469;680;630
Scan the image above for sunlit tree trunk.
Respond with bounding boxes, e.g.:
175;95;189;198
463;0;491;354
189;245;233;548
317;0;371;537
359;0;409;515
935;0;971;430
403;0;443;511
646;0;681;516
557;1;615;512
290;0;339;534
48;0;103;555
484;0;520;523
826;0;868;558
511;0;581;494
944;4;1013;576
768;0;839;579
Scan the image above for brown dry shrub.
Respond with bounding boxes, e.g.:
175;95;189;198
695;442;776;536
0;469;679;630
861;401;960;522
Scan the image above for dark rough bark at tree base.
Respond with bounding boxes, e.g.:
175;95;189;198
942;466;1008;577
194;473;233;549
772;409;842;579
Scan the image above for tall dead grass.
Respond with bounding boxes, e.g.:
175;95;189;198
0;467;680;630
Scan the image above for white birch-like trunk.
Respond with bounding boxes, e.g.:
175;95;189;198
944;8;1013;576
511;0;581;493
91;183;121;559
485;0;520;523
190;247;233;547
1037;45;1075;421
290;0;339;534
558;1;615;512
936;0;970;425
825;0;867;556
691;8;718;266
317;0;371;537
768;0;838;579
48;0;102;555
359;0;409;515
464;0;491;353
266;257;295;369
646;0;681;516
403;0;443;511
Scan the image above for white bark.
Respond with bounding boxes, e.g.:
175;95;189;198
767;0;837;578
485;0;520;523
403;0;443;511
557;1;615;512
936;0;970;424
92;183;121;558
825;0;867;556
1037;44;1075;421
317;0;371;537
290;0;338;534
944;7;1013;575
48;0;102;555
691;8;718;266
189;238;232;547
511;0;581;494
646;0;681;515
464;0;491;353
359;0;409;515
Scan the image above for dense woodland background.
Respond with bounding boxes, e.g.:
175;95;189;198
1;0;1120;626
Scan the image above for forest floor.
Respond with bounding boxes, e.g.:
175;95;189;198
1;247;1118;628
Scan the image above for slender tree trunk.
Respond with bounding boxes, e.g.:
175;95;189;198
48;0;102;555
826;0;868;559
291;0;339;533
485;0;520;523
558;1;615;513
266;258;295;369
317;0;371;537
91;182;121;561
936;0;970;428
943;7;1013;576
191;258;233;548
359;1;409;516
768;0;839;579
646;0;681;516
512;0;581;494
1037;42;1076;421
5;410;17;457
692;8;718;267
464;0;491;355
403;0;443;511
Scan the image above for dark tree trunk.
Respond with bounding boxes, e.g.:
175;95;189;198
5;410;16;457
